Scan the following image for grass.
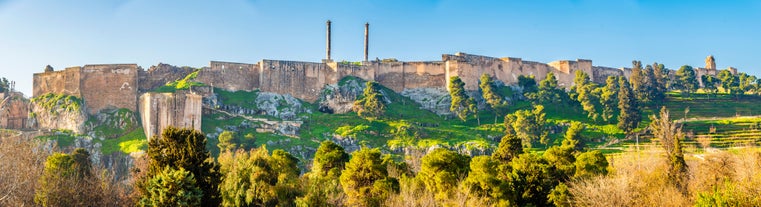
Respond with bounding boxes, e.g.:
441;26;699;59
30;93;83;113
215;88;259;109
36;130;77;148
99;127;148;154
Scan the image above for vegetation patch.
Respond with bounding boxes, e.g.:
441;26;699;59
153;69;205;92
30;93;83;114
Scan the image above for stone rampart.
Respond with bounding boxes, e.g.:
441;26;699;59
139;63;195;92
196;61;259;92
139;91;202;139
258;60;336;102
80;64;139;114
33;67;81;98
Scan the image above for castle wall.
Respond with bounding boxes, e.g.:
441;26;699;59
196;61;259;91
33;67;81;98
139;63;196;92
592;66;625;84
371;61;446;92
259;60;337;102
445;53;555;91
0;92;29;129
139;91;202;140
80;64;139;114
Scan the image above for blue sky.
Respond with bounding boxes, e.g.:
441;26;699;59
2;0;760;95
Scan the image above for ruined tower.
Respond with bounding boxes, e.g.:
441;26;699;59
325;20;332;62
706;55;716;70
364;22;369;62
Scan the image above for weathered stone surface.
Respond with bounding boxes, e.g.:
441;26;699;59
255;92;308;120
318;78;364;114
400;88;452;115
0;92;30;129
138;63;195;92
139;91;202;140
28;98;88;134
196;61;259;92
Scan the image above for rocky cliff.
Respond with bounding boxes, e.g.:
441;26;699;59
29;93;87;134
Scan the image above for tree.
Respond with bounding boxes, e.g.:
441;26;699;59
140;127;221;206
354;81;386;119
650;107;689;193
573;150;609;178
492;125;523;164
572;70;600;121
479;74;508;124
311;140;349;178
505;105;548;148
675;65;699;96
298;141;349;206
418;148;471;201
718;70;740;97
738;73;756;96
544;121;585;180
652;62;669;105
529;72;566;109
340;147;398;207
508;153;557;206
139;167;203;207
617;77;640;134
217;130;237;152
449;76;474;122
461;156;510;205
517;75;537;94
218;147;301;207
629;60;645;101
599;76;620;123
35;149;101;207
640;65;658;105
701;75;720;99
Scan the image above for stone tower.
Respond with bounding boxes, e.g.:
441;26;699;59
706;55;716;70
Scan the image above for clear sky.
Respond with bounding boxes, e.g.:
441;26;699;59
2;0;760;96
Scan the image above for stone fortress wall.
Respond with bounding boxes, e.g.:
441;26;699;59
32;53;740;137
34;52;741;109
33;64;139;115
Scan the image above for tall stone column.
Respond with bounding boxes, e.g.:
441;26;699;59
326;20;332;61
364;22;369;62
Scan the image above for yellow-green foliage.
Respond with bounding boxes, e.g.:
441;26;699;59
155;70;205;92
335;124;369;138
31;93;83;113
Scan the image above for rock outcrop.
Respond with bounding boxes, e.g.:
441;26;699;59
318;77;364;114
28;93;88;134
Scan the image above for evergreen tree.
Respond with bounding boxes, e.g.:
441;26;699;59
461;156;511;205
517;75;537;94
652;62;669;105
479;74;507;124
297;141;349;207
573;150;609;179
529;72;566;108
641;65;658;105
572;70;600;121
504;105;548;148
675;65;699;96
629;60;645;101
340;148;398;207
701;75;720;99
599;76;620;123
217;130;236;152
738;73;756;96
35;149;99;207
492;125;523;164
141;127;221;206
353;81;386;119
449;76;473;122
718;70;739;96
507;153;557;206
617;77;640;134
650;107;689;193
218;147;301;207
418;148;471;201
139;167;203;207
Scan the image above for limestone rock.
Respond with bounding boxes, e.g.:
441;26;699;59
318;78;364;114
400;88;452;116
28;96;88;134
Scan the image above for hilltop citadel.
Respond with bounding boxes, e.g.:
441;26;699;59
3;22;740;138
